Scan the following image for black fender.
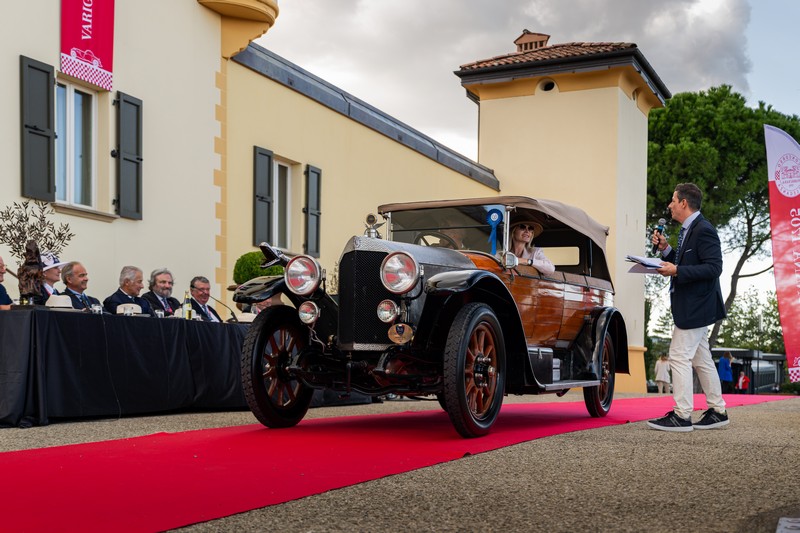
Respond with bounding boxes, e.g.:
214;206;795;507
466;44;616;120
233;275;285;305
423;270;527;376
590;307;629;375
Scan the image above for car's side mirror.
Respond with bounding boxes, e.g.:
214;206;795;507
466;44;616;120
258;242;287;269
500;251;519;270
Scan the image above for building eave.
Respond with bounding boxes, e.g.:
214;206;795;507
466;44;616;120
234;43;500;191
455;47;671;105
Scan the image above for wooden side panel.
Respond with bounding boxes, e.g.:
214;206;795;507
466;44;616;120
463;254;614;348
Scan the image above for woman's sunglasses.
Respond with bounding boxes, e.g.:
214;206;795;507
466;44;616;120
516;224;536;232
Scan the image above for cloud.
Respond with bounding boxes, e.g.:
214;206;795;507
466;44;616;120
256;0;753;159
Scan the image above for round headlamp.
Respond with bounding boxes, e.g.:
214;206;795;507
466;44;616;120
297;301;320;325
377;299;399;323
380;252;420;294
285;256;322;296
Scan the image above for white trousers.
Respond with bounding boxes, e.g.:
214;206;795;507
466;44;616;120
669;325;726;419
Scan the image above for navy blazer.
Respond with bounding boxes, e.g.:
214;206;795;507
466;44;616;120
664;213;726;329
40;285;57;303
64;288;101;310
141;291;181;316
191;299;222;322
104;289;154;316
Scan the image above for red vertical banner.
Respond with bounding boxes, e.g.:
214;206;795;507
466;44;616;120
60;0;115;90
764;125;800;383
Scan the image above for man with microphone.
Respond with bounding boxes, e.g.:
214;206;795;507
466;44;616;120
647;182;728;432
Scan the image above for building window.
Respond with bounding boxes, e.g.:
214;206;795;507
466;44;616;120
254;146;293;250
55;81;96;207
273;160;291;249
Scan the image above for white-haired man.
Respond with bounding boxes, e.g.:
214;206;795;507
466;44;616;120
103;266;153;316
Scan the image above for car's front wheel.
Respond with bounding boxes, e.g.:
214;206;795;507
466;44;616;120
584;333;615;417
241;305;314;428
443;303;506;438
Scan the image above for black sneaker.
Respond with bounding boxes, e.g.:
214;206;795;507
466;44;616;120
694;408;729;430
646;411;693;432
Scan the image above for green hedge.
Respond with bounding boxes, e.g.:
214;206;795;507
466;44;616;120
233;251;284;285
780;381;800;395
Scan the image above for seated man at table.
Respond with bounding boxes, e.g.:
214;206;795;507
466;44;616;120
141;268;181;316
189;276;222;322
104;266;153;316
61;261;102;310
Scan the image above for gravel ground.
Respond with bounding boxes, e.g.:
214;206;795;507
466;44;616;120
2;392;798;532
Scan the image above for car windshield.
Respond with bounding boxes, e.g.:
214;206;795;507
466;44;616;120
389;205;507;253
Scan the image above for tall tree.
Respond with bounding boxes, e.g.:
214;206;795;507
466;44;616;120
647;85;800;347
716;288;783;354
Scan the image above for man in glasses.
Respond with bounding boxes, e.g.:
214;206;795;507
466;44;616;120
189;276;222;322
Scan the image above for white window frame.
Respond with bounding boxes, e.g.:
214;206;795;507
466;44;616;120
55;80;97;208
272;159;292;250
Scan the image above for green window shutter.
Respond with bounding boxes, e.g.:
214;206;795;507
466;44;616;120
116;92;144;220
20;56;55;201
303;165;322;257
254;146;273;246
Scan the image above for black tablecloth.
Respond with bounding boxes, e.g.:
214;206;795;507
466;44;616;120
0;308;248;427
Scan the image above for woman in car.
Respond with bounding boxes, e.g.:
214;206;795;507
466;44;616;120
510;220;555;275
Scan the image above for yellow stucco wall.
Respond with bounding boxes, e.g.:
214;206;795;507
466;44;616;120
473;70;653;392
223;62;497;305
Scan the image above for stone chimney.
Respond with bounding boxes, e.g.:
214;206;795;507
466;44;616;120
514;30;550;52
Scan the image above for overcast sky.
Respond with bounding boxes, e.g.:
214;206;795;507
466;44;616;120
256;0;798;161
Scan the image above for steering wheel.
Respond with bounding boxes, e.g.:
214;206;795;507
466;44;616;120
413;230;459;249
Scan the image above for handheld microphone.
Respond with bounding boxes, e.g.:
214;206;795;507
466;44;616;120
208;294;239;323
652;218;666;255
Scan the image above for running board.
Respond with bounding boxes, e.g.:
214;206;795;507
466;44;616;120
543;380;600;391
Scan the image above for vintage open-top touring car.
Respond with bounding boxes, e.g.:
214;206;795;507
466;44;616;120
234;196;628;438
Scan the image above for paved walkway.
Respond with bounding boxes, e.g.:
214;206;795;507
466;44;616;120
2;392;798;532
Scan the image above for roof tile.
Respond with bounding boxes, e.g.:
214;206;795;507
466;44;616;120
459;42;637;71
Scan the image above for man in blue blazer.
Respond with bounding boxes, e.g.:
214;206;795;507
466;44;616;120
103;266;154;316
61;261;102;310
648;183;728;432
189;275;222;322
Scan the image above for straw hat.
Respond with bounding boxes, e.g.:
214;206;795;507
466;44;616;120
510;220;544;238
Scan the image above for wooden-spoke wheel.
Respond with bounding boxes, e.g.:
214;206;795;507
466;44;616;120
584;333;615;417
241;305;313;428
443;303;506;438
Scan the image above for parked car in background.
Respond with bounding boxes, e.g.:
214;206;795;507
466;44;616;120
235;196;629;437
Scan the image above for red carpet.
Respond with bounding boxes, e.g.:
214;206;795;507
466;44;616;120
0;394;789;532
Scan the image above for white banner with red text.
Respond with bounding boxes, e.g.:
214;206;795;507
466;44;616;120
764;125;800;382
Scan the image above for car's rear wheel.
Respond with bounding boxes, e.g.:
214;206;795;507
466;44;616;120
443;303;505;438
584;333;615;417
241;305;314;428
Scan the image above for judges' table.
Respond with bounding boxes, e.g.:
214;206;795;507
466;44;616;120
0;307;248;428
